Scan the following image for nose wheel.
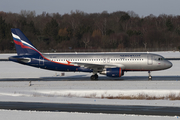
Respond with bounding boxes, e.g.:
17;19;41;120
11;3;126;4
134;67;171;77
148;71;152;80
91;74;98;80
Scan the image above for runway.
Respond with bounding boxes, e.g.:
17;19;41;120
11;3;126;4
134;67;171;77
0;76;180;81
0;101;180;116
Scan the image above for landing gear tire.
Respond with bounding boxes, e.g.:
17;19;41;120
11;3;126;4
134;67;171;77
148;71;152;81
91;74;98;80
94;74;98;79
148;76;152;80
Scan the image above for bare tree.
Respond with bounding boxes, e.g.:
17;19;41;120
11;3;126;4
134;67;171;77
82;33;91;49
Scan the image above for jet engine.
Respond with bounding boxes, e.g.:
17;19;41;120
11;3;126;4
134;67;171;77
100;68;124;77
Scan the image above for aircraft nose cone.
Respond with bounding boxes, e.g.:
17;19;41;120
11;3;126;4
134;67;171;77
167;61;173;68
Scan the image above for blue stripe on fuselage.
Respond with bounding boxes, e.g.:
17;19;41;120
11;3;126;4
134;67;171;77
25;56;93;72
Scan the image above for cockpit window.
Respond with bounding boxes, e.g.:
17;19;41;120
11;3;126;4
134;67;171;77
158;58;164;61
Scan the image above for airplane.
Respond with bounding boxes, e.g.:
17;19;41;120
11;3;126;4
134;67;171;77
9;28;172;80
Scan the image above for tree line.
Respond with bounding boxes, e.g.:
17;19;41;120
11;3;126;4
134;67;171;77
0;10;180;52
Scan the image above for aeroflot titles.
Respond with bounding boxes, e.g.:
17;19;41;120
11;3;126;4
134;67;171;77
120;55;141;57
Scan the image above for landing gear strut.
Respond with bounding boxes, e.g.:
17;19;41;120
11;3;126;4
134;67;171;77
148;71;152;80
91;74;98;80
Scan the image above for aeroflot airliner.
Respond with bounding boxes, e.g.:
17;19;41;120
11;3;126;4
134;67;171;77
9;28;172;80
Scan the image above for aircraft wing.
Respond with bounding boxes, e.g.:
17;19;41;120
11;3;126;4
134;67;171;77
70;62;124;71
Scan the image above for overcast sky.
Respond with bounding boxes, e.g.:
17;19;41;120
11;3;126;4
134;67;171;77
1;0;180;17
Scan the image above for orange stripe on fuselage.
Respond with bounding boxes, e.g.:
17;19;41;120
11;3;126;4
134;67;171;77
14;39;75;67
119;68;121;77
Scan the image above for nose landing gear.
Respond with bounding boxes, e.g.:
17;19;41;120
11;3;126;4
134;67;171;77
148;71;152;80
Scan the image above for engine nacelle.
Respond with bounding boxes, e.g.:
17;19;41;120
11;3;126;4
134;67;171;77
100;68;124;77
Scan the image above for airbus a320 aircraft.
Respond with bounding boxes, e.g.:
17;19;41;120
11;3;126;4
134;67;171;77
9;28;172;80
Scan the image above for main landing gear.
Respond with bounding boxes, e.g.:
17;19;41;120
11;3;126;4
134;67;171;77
148;71;152;80
91;74;98;80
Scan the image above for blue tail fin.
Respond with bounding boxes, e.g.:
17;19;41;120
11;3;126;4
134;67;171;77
11;28;41;56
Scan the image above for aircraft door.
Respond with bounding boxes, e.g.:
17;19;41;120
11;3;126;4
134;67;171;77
147;55;153;65
39;56;44;66
103;58;106;63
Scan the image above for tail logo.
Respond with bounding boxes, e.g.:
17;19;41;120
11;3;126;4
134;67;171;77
12;33;39;53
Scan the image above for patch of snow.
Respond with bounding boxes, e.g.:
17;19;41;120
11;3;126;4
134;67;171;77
0;110;178;120
0;81;180;107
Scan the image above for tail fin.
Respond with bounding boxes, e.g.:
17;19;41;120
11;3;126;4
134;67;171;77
11;28;41;56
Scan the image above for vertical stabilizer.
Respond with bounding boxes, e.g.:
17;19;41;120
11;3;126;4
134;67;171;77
11;28;40;56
